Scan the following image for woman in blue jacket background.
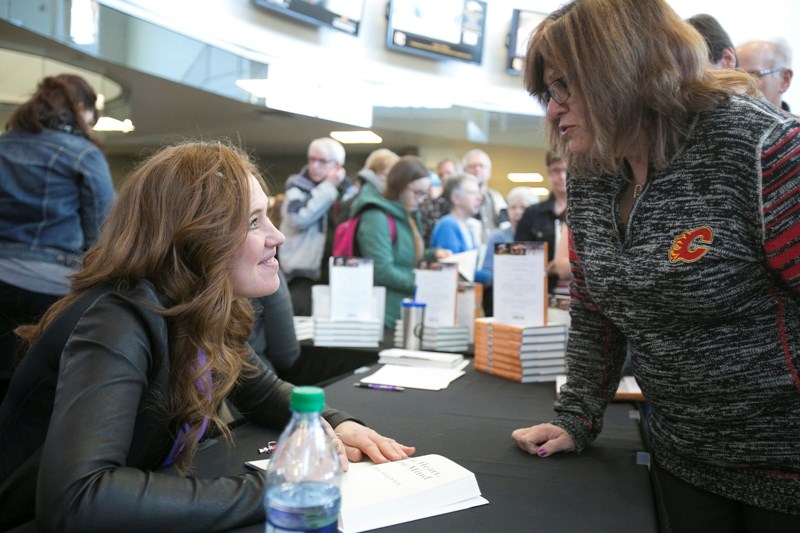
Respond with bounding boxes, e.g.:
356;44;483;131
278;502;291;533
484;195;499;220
0;74;115;401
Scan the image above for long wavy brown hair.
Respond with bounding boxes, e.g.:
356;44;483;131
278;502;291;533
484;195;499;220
17;140;265;473
524;0;759;176
6;73;101;146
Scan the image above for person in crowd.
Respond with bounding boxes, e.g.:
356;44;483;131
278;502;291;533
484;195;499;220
429;173;489;285
481;186;539;285
436;157;460;183
333;147;399;227
686;13;737;68
462;149;508;243
515;151;568;267
351;155;450;331
0;141;414;531
737;39;794;112
279;137;355;315
428;173;443;200
420;156;461;244
511;2;800;531
0;74;115;402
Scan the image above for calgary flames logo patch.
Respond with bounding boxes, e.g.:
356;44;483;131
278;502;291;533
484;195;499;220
668;226;714;263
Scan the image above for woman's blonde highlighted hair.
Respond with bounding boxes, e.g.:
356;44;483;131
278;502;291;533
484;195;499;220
19;140;266;473
524;0;758;175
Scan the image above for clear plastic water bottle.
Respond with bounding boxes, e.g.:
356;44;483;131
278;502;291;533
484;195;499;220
265;386;342;532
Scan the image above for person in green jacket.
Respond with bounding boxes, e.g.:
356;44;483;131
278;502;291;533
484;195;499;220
350;156;450;331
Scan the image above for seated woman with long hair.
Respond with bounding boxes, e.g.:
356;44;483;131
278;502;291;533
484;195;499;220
0;141;414;531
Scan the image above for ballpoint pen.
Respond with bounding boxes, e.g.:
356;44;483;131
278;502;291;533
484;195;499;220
257;441;277;455
354;382;405;392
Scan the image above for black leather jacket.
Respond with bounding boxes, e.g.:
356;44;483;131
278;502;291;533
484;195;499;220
0;279;353;531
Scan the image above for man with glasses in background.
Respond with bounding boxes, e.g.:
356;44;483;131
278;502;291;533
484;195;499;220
462;149;508;243
737;39;794;112
279;137;355;315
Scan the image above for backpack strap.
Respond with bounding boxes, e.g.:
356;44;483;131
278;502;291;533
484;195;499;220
386;213;397;243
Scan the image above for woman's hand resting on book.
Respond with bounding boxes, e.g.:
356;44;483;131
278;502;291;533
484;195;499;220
511;423;575;458
329;420;416;470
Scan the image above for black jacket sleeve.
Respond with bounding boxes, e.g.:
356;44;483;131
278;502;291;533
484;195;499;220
35;293;267;532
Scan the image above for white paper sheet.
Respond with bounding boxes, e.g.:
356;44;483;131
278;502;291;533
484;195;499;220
359;362;469;390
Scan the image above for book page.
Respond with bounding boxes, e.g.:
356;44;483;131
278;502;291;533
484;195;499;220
340;454;488;533
360;363;469;390
493;242;547;327
330;257;374;321
414;263;458;327
440;249;478;282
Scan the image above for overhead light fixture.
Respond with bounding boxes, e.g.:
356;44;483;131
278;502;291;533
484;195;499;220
93;117;135;132
528;187;551;197
507;172;544;183
330;131;383;144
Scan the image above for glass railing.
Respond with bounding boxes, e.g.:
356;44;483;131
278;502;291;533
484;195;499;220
0;0;267;104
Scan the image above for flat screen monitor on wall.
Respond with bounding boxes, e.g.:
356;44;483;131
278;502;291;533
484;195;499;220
385;0;487;65
506;9;546;75
253;0;365;36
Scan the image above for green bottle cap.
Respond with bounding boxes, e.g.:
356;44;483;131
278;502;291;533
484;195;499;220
291;386;325;413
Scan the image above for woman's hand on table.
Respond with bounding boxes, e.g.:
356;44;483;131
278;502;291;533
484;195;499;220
332;420;415;469
511;423;575;458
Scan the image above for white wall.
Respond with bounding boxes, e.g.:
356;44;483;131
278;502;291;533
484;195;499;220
99;0;800;116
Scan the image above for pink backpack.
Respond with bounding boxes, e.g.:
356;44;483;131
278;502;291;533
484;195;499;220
332;211;397;257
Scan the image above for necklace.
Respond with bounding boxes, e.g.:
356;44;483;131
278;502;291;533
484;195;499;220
632;183;644;200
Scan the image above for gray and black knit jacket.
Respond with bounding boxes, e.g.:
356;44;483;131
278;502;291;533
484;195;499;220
556;95;800;514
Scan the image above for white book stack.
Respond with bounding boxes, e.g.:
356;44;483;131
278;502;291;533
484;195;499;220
393;319;404;348
311;283;385;348
314;318;383;348
292;316;314;341
378;348;465;369
392;322;470;352
421;325;470;352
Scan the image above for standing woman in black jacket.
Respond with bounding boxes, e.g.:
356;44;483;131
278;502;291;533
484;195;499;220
0;141;414;531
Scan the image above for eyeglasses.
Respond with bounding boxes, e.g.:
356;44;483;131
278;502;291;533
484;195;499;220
408;189;428;201
308;156;333;166
544;78;570;105
746;67;785;78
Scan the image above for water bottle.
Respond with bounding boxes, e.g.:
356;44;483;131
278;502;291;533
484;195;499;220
265;386;342;532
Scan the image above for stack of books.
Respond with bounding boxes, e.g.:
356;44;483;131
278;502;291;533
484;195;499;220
392;322;470;352
293;316;314;341
473;317;567;383
314;318;383;348
421;325;470;352
378;348;465;369
393;319;404;347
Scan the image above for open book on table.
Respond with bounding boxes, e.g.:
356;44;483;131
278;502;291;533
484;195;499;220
246;454;488;532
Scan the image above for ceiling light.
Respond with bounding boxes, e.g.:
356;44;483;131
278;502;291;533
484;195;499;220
93;117;135;132
330;131;383;144
507;172;544;183
528;187;552;196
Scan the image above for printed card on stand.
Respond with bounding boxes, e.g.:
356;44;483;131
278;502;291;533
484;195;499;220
414;262;458;327
493;242;547;327
440;249;478;282
330;257;374;321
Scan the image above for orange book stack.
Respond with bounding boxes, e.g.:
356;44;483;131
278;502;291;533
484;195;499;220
473;318;567;383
